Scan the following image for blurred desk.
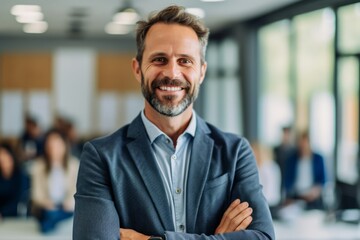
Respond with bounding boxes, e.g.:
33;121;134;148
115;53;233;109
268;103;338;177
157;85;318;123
0;217;72;240
274;210;360;239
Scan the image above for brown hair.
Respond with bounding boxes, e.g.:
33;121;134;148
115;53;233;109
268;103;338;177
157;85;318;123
43;129;69;174
135;5;209;65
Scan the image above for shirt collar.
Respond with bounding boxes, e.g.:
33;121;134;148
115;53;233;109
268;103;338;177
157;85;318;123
141;110;197;143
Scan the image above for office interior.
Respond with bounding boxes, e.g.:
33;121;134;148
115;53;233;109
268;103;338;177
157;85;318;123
0;0;360;239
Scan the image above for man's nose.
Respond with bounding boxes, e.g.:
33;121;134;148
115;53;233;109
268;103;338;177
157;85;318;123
162;60;181;79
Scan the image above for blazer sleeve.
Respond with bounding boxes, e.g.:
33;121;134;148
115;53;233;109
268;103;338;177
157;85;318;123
164;139;275;240
73;142;120;240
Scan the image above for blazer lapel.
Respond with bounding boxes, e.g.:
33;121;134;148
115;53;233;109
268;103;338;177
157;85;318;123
186;117;213;233
126;115;175;231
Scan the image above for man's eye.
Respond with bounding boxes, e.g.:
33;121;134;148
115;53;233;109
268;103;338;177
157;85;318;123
179;58;192;65
152;57;167;63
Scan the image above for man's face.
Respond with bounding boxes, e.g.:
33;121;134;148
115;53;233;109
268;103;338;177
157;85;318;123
133;23;207;117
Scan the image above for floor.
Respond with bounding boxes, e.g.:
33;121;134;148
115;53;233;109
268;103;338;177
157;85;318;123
0;217;72;240
0;211;359;239
274;210;360;240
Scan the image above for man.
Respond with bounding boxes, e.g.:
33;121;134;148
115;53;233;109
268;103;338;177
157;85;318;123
273;126;296;202
284;131;326;210
73;5;274;240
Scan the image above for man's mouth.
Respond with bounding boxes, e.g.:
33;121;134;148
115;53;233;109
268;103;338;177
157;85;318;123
158;86;183;92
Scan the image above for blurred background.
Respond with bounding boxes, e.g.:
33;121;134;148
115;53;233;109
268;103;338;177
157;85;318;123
0;0;360;239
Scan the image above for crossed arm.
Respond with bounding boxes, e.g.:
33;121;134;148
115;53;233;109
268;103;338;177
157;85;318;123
74;141;274;240
120;199;253;240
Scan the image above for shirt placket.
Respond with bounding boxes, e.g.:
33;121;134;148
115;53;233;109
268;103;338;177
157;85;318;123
171;138;186;232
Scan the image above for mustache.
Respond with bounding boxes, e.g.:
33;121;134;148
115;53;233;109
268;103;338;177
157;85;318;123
151;77;191;89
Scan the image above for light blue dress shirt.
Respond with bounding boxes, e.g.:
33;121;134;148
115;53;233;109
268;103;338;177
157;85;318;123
141;110;196;232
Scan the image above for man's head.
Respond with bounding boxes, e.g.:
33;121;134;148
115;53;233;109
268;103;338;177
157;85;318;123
135;5;209;66
133;5;209;117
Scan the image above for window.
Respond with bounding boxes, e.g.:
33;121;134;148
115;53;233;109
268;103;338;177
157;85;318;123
258;20;293;146
337;57;359;184
258;8;336;178
338;3;360;53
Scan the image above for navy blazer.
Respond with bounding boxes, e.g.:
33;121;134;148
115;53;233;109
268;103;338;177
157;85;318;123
73;114;274;239
284;151;326;196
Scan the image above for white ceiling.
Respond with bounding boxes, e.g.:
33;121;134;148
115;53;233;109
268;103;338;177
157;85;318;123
0;0;298;38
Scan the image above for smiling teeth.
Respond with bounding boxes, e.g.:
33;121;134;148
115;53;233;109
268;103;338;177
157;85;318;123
159;86;182;91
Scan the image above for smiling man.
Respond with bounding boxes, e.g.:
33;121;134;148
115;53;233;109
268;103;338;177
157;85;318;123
73;5;274;240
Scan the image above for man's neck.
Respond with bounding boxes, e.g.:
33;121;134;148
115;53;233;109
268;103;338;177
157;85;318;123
144;102;193;144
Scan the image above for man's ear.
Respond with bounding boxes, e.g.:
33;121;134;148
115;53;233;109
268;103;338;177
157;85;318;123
132;58;142;83
199;62;207;84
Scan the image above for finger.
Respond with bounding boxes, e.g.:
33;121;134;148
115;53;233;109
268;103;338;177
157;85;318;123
218;199;241;226
225;202;249;225
224;199;241;217
119;228;130;237
228;202;249;219
219;202;250;233
227;207;252;231
235;216;253;231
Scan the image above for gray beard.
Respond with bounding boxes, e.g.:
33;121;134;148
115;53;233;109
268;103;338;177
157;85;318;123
141;76;199;117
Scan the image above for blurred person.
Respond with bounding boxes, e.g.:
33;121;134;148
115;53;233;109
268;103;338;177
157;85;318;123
252;142;281;219
284;131;326;210
53;116;83;159
73;5;274;240
18;115;44;162
53;115;67;133
0;143;28;218
63;120;83;159
31;129;79;233
273;126;296;200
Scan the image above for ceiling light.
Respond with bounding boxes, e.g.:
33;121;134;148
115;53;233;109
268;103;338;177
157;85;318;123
112;0;140;25
185;8;205;19
23;21;48;34
11;5;41;16
105;22;132;35
16;11;44;23
113;8;140;25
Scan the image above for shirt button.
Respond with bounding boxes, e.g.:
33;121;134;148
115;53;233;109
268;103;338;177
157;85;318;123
171;154;177;160
166;139;171;144
179;224;185;231
175;188;182;194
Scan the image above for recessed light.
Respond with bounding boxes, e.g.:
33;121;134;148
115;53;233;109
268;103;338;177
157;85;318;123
105;22;132;35
23;21;48;34
185;8;205;19
11;5;41;16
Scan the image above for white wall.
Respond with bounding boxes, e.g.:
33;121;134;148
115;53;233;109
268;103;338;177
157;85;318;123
53;48;96;136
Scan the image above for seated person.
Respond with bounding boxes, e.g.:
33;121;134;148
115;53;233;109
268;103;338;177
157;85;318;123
0;143;28;218
252;142;281;218
18;115;44;162
30;129;79;233
284;131;326;210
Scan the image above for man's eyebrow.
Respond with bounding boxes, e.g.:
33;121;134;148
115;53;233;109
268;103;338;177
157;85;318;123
147;52;197;61
148;52;167;59
176;54;196;60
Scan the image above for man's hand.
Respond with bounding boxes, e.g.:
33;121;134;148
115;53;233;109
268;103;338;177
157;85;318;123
215;199;253;234
120;228;150;240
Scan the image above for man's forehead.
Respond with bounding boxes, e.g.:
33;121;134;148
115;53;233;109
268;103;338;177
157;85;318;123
143;23;201;58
